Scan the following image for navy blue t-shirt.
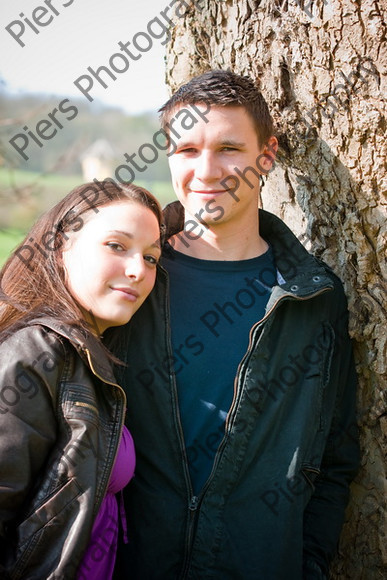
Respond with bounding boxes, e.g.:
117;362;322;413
162;243;277;494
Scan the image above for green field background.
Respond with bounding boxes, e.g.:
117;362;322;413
0;168;174;266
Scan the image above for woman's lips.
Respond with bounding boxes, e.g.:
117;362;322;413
111;287;139;301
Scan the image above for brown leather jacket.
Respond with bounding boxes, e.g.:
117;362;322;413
0;318;126;579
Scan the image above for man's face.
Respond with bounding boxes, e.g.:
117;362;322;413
167;104;277;230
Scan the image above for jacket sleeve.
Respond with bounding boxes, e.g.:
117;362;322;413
303;281;360;578
0;327;65;561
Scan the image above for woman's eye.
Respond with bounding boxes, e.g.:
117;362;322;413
106;242;125;252
144;255;159;265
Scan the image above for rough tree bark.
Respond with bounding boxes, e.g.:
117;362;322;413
165;1;386;578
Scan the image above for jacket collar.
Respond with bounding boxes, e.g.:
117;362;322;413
161;201;334;300
27;317;118;386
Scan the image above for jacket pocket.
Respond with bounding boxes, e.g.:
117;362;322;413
301;465;321;493
309;322;335;432
61;385;99;425
16;477;83;549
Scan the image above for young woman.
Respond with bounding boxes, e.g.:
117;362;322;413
0;181;163;579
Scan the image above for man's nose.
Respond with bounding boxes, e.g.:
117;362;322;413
194;151;222;181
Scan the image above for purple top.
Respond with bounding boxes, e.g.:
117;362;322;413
77;426;135;580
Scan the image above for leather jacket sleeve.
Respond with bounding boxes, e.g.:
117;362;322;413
302;281;360;577
0;327;65;557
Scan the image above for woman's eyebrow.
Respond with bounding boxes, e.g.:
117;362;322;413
106;229;133;239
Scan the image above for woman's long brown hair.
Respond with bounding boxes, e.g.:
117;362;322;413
0;180;163;340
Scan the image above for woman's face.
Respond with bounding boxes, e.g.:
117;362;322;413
62;201;161;334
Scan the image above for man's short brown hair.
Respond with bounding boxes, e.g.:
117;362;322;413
159;69;274;147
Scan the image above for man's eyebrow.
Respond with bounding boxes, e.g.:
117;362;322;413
220;139;246;147
175;139;195;148
176;138;246;148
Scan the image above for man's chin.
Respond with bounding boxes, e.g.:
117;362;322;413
184;203;226;228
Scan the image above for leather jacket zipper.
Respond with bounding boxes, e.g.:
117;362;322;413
83;347;127;514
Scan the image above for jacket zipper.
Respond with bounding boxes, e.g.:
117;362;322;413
178;285;332;578
161;275;199;579
225;287;332;431
83;348;127;514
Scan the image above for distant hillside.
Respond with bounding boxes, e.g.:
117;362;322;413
0;91;171;182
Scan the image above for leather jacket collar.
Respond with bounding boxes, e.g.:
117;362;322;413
28;317;118;387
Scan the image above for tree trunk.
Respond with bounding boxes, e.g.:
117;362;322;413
165;1;386;577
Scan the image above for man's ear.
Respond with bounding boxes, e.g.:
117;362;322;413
260;136;278;174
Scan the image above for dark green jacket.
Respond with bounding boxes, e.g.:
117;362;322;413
115;203;359;579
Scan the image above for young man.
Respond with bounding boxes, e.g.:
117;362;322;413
115;70;359;579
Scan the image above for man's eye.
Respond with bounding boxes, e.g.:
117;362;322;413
106;242;125;252
179;147;197;154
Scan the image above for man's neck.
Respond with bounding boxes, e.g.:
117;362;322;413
169;212;268;261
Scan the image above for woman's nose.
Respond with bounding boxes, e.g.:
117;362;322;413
125;256;146;280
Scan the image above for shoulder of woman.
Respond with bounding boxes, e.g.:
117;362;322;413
0;324;72;415
0;320;117;388
1;322;66;353
0;324;69;381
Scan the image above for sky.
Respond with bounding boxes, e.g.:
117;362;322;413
0;0;170;114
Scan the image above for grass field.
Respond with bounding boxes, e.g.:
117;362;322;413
0;229;24;265
0;168;174;207
0;168;175;266
0;168;83;196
